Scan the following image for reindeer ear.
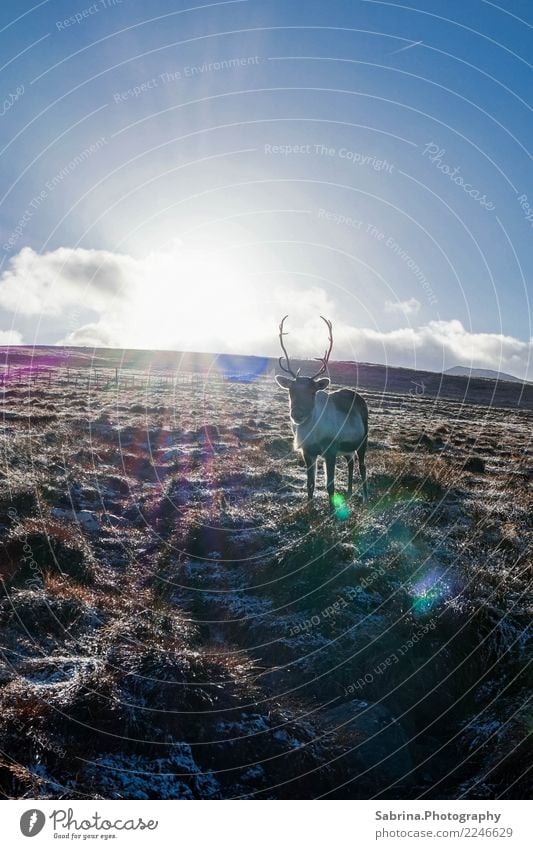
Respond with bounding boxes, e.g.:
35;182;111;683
275;375;294;390
314;377;330;391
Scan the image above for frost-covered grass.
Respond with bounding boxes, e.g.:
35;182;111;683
0;372;530;799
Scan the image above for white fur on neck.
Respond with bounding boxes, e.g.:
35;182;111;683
292;390;365;454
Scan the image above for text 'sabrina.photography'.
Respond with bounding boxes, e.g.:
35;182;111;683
0;0;531;846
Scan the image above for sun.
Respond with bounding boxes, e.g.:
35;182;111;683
123;240;253;351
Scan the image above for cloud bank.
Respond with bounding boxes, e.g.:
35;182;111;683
0;329;23;345
0;246;531;380
0;246;136;316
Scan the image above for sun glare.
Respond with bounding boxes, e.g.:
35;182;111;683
124;241;252;350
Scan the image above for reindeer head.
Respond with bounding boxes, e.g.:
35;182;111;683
275;315;333;424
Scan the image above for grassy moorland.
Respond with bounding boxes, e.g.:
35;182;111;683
0;355;531;799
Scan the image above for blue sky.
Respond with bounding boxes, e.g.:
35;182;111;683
0;0;531;377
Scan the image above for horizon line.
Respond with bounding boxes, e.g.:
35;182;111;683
0;343;529;383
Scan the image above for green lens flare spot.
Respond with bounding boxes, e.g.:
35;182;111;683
332;493;350;521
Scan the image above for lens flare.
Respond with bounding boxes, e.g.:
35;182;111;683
216;353;269;383
332;493;350;521
411;567;449;616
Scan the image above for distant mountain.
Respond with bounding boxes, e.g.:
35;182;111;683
444;365;527;384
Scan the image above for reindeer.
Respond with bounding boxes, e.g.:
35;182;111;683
275;316;368;507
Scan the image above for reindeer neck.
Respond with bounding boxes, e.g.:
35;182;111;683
291;391;328;449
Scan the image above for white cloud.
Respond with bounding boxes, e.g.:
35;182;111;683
260;302;532;380
0;246;137;316
339;320;532;379
60;321;122;348
0;329;23;345
0;247;531;380
384;297;421;316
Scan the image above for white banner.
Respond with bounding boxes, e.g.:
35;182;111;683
3;799;530;848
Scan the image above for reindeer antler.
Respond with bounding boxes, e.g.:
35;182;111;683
309;316;334;379
278;315;299;377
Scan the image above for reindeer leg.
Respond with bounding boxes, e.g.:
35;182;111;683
358;439;368;503
324;451;336;509
347;455;354;497
302;451;317;501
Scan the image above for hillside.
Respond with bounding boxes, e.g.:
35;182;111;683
1;346;532;411
0;361;530;798
444;366;528;384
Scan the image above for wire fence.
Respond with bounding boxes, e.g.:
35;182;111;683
0;364;275;392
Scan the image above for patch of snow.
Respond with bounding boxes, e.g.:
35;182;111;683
51;507;100;532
